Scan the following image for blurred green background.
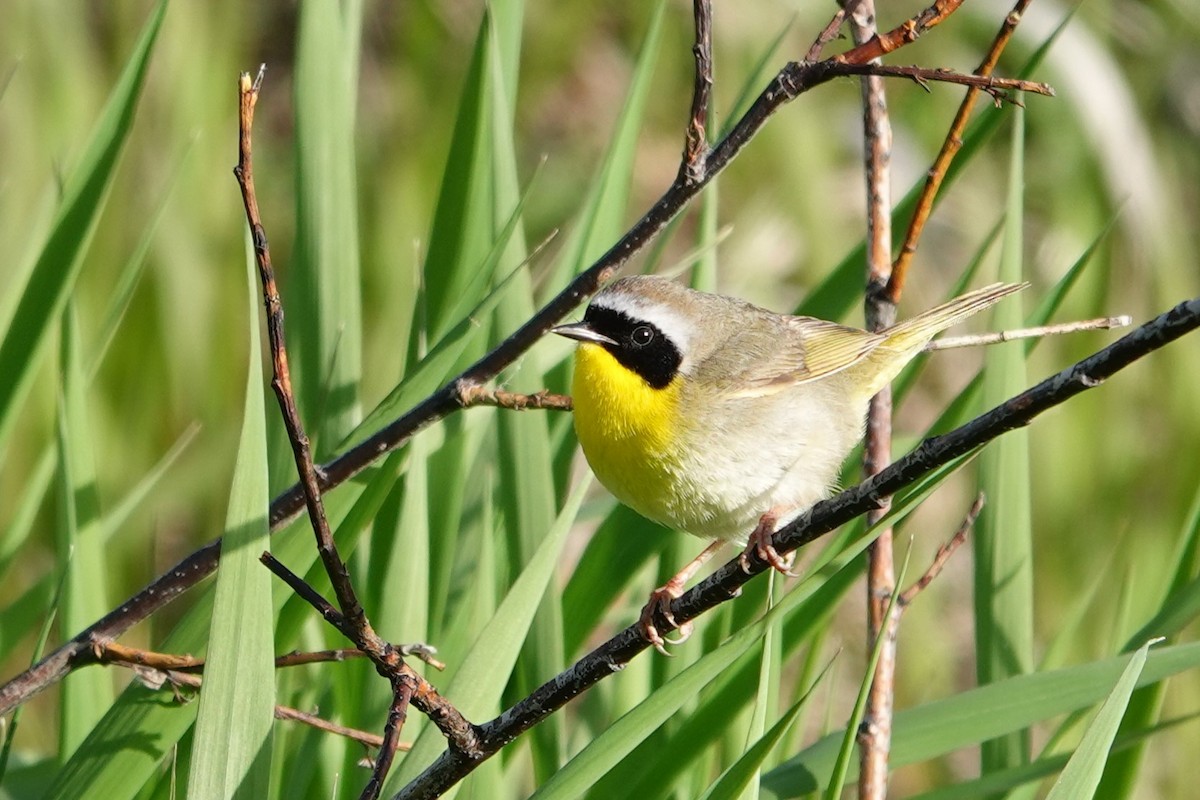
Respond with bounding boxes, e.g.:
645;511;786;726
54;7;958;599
2;0;1199;797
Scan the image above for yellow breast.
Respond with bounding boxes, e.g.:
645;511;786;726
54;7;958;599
570;343;684;523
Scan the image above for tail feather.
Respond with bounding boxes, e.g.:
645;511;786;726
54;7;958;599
859;282;1027;397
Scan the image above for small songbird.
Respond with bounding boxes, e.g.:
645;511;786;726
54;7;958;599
553;275;1023;653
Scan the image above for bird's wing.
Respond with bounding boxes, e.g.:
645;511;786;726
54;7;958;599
721;317;883;398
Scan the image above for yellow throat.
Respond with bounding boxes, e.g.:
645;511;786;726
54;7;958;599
570;342;683;517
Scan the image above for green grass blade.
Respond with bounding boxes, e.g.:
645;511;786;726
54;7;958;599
908;713;1200;800
1044;640;1154;800
544;0;667;290
291;0;364;449
55;302;114;759
699;696;807;800
187;243;276;799
0;0;165;449
761;643;1200;797
975;103;1034;775
386;476;591;792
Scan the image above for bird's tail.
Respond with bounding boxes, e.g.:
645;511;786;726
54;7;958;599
861;282;1027;397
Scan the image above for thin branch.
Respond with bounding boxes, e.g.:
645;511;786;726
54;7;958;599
681;0;714;183
926;315;1133;350
845;0;899;793
235;67;376;647
274;705;397;752
395;296;1200;798
806;8;849;62
0;0;1045;722
362;677;416;800
456;385;572;412
888;0;1037;301
899;493;984;607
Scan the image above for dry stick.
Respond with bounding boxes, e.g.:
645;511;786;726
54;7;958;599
681;0;713;184
899;493;985;608
0;0;1022;719
887;0;1037;302
927;316;1132;350
843;0;900;794
456;386;573;412
234;72;472;769
236;68;373;648
119;661;403;753
363;677;416;800
397;296;1200;800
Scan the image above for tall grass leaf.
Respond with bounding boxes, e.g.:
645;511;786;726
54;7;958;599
529;563;841;800
84;139;193;382
0;0;165;450
823;548;911;800
544;0;667;291
45;458;392;798
1097;485;1200;797
699;695;808;800
418;10;503;344
975;103;1033;775
385;476;591;794
562;504;669;658
0;448;55;579
0;535;68;789
760;643;1200;797
56;302;113;759
292;0;364;450
187;241;275;799
1044;640;1155;799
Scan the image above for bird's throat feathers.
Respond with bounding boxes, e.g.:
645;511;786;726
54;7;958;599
571;342;682;466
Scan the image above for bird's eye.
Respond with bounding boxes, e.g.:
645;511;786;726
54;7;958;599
631;325;655;346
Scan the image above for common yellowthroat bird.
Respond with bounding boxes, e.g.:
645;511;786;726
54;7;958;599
553;275;1023;653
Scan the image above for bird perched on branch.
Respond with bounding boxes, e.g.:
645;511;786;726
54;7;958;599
553;275;1024;653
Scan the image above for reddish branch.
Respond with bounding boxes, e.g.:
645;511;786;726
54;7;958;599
888;0;1038;301
844;0;901;793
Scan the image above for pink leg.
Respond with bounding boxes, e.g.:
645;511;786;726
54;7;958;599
738;508;797;576
640;539;726;656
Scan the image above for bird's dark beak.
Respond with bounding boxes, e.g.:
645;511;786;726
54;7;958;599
551;322;618;347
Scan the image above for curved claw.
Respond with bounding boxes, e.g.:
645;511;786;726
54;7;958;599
740;517;799;577
640;584;686;656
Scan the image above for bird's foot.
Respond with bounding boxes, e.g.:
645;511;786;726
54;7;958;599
738;512;797;576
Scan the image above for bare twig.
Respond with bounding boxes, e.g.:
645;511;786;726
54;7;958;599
275;705;399;752
845;0;900;793
899;493;985;607
806;8;849;62
681;0;714;183
926;315;1133;350
235;67;374;646
235;72;474;770
456;385;572;412
362;677;416;800
395;296;1200;798
888;0;1037;301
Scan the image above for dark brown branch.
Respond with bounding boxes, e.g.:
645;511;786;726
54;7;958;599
899;493;984;607
362;676;416;800
235;67;375;649
0;0;1041;722
806;8;849;62
395;297;1200;798
234;74;470;772
681;0;714;184
888;0;1037;301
